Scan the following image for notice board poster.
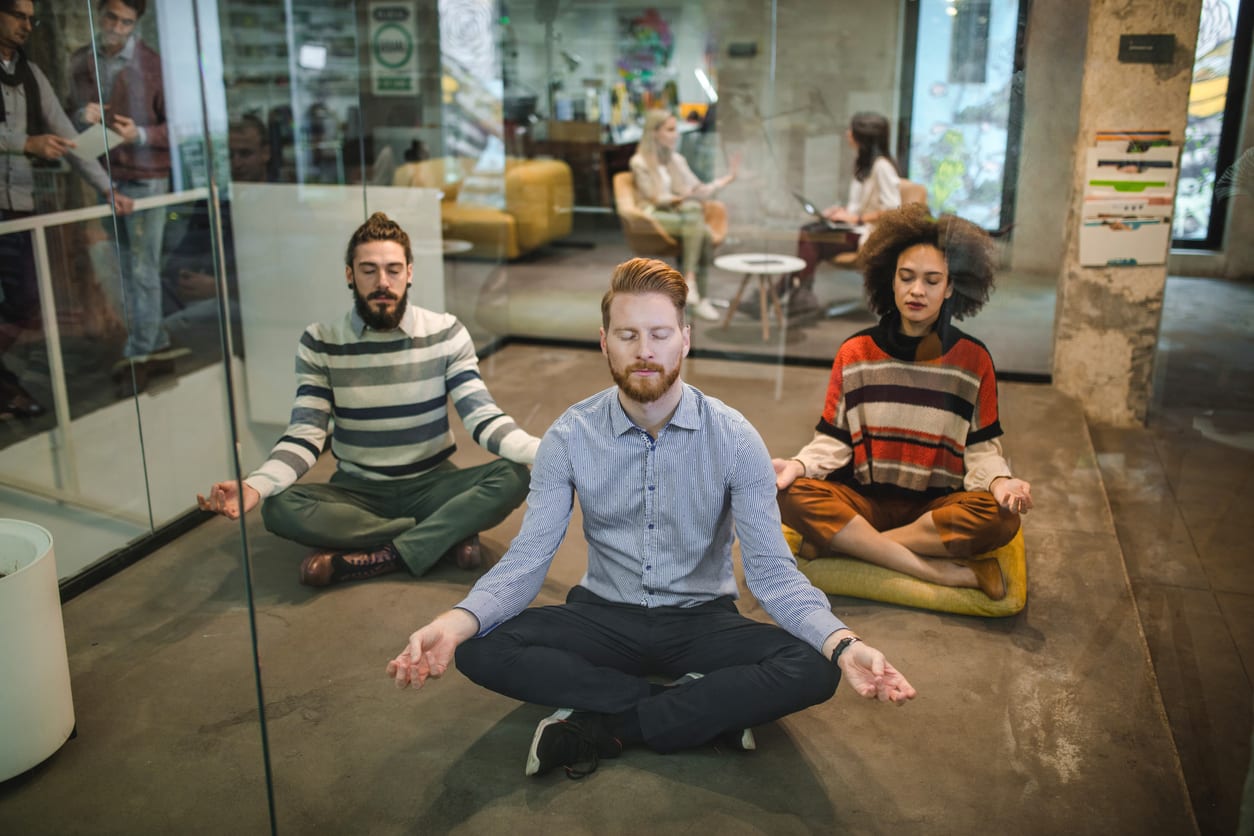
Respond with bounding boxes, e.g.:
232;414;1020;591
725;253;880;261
370;2;419;96
1079;131;1179;267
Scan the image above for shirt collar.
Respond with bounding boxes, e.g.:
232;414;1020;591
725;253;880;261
607;381;700;436
349;301;419;338
113;36;136;63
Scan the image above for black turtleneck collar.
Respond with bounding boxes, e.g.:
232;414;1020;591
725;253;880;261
869;302;962;362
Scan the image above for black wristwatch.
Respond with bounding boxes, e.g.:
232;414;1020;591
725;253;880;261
832;636;861;667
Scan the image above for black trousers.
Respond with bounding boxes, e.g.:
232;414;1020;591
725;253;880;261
456;586;840;753
0;211;38;328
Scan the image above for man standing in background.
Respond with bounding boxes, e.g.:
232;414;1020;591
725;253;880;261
0;0;132;418
69;0;175;397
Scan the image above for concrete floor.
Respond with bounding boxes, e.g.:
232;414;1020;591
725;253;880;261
1089;275;1254;836
0;339;1218;835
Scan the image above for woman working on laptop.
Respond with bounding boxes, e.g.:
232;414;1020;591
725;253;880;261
630;109;738;321
785;112;902;316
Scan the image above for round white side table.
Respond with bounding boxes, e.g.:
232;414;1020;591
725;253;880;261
712;253;806;341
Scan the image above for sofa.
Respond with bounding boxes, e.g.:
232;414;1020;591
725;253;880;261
392;156;574;260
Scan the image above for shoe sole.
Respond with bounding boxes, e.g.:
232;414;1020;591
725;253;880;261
149;346;193;363
736;728;757;751
525;708;573;776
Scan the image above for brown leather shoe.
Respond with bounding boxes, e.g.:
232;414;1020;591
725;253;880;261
449;534;482;570
967;557;1007;601
299;544;402;587
299;551;336;587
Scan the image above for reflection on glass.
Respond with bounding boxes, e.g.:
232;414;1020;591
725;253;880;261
0;0;255;575
1174;0;1241;241
906;0;1024;228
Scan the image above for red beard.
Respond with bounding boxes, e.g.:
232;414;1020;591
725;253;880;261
608;359;680;404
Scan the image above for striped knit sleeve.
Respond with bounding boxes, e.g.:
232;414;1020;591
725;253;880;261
817;343;854;445
962;342;1010;491
966;343;1004;445
444;322;542;464
244;327;333;499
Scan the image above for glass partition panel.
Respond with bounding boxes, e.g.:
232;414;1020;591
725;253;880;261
436;0;1053;376
214;0;510;830
453;0;1057;377
0;0;272;832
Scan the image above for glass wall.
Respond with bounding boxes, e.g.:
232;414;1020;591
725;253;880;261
0;0;275;828
11;0;1240;830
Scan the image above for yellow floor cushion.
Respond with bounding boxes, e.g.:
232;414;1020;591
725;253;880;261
784;526;1027;617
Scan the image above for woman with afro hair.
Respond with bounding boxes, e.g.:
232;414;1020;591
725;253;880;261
771;204;1032;600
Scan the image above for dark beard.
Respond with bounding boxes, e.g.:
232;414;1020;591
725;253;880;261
352;284;408;331
608;359;681;405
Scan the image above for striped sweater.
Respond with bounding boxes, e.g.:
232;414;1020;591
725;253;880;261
244;305;540;499
795;315;1011;496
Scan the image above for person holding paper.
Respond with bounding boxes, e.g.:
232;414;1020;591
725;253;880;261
68;0;174;398
0;0;132;419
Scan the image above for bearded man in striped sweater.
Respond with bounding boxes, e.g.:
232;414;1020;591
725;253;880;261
198;212;539;588
773;204;1032;601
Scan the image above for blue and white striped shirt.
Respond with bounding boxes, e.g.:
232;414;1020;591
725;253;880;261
457;382;847;653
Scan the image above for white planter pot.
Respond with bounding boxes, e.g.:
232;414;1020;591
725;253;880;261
0;519;75;782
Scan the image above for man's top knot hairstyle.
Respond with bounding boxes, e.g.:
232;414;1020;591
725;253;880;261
857;203;997;321
345;211;412;267
601;257;687;329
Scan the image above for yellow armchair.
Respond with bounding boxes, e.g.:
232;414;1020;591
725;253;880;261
392;156;573;260
611;170;727;260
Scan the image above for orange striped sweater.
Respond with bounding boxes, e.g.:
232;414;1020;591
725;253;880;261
817;317;1003;496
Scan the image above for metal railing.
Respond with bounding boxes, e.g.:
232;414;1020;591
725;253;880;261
0;188;210;519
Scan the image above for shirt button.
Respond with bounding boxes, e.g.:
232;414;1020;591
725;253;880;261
645;565;652;570
647;524;654;529
648;485;655;491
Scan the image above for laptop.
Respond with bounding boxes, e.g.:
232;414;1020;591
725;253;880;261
793;192;855;232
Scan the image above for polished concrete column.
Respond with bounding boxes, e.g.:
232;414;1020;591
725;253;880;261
1052;0;1202;426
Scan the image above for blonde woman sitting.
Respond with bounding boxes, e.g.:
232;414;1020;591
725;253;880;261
629;109;738;321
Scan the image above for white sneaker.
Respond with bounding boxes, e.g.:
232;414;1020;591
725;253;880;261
686;284;701;306
694;298;721;321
